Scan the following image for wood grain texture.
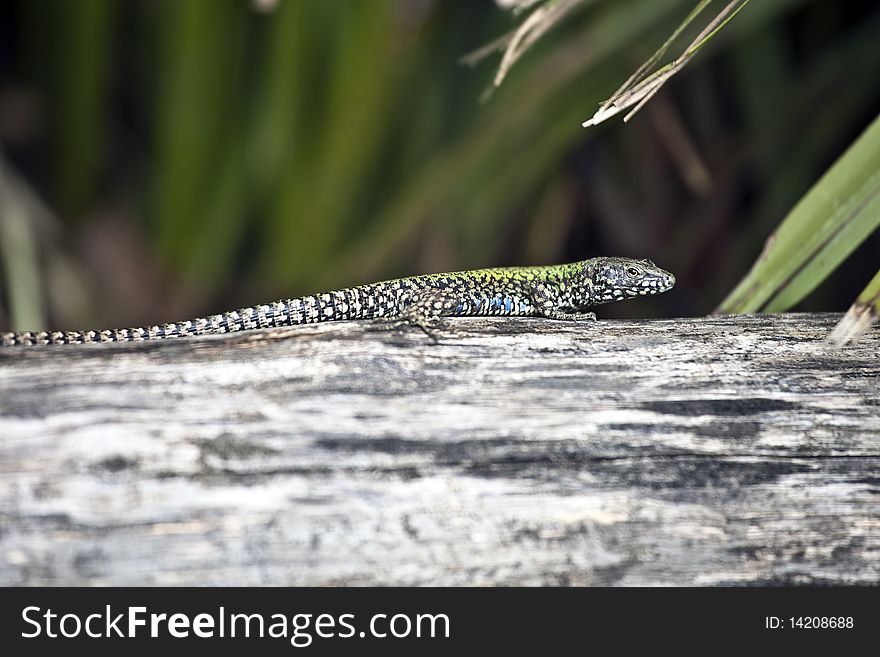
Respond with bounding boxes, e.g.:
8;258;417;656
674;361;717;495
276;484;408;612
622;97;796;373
0;312;877;586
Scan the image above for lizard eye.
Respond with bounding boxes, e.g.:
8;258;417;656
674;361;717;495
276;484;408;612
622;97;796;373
626;267;640;278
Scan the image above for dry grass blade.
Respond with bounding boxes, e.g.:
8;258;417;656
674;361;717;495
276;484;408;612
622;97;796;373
459;30;517;68
583;0;751;127
598;0;714;114
826;269;880;347
461;0;594;86
497;0;546;14
494;0;588;87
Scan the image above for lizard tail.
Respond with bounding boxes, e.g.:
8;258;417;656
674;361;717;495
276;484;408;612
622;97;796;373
0;289;378;346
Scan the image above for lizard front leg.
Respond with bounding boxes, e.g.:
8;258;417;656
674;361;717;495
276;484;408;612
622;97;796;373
382;288;465;340
541;310;597;321
529;281;597;321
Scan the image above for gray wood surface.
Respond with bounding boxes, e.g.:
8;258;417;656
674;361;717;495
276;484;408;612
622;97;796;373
0;312;877;586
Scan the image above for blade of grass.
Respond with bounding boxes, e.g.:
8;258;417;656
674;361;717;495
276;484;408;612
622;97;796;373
491;0;594;89
717;112;880;314
722;9;880;309
0;156;45;330
249;0;313;204
583;0;751;127
602;0;714;109
56;0;115;217
151;0;245;279
267;0;397;283
826;269;880;347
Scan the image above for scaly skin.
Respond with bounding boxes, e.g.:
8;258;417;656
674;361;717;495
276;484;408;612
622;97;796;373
1;257;675;346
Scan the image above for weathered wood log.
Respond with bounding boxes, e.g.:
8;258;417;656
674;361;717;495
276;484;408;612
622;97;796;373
0;312;877;586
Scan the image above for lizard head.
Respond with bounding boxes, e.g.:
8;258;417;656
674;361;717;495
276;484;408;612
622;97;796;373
584;257;676;305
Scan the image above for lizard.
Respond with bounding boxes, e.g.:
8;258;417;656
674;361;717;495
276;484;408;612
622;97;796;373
0;257;675;346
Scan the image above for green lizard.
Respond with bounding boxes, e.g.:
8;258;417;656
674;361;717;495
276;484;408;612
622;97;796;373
1;257;674;346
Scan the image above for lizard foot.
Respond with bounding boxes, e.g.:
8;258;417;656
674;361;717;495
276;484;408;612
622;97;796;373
541;311;597;321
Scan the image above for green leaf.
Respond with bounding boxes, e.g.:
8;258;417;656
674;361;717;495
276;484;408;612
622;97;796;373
717;111;880;313
0;159;45;331
151;0;246;280
826;269;880;347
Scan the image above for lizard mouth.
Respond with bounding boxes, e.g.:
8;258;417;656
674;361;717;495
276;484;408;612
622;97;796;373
631;273;675;296
596;270;675;303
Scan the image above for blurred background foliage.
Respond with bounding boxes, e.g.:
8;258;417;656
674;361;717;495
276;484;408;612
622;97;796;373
0;0;878;332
